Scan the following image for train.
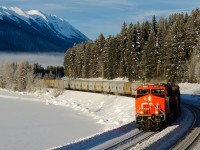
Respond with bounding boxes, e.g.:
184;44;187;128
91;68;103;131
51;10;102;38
41;79;181;131
135;83;181;131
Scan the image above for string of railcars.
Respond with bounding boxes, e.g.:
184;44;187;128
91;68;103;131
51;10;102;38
41;79;141;96
41;79;181;131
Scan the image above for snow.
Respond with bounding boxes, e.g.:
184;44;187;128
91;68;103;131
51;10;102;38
45;14;89;40
4;7;31;25
0;83;199;149
44;90;134;130
26;10;47;20
0;6;89;41
0;89;103;150
10;7;29;18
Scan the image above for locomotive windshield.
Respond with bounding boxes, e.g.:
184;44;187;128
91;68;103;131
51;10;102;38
137;89;150;95
151;89;165;95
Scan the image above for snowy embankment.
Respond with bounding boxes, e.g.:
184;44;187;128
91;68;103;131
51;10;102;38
179;83;200;107
43;89;135;130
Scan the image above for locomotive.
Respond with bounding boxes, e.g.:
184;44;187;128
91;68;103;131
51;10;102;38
135;83;180;131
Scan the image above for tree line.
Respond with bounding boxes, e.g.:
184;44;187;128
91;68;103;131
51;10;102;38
0;61;64;91
64;9;200;83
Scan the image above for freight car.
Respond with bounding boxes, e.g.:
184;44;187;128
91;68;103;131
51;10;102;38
135;83;180;131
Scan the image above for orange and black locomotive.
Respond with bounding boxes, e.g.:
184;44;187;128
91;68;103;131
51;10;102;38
135;83;180;131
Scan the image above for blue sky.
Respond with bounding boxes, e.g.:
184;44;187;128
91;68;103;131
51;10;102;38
1;0;200;40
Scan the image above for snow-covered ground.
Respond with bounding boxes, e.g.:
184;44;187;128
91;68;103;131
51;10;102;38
0;83;199;150
179;83;200;107
0;89;103;150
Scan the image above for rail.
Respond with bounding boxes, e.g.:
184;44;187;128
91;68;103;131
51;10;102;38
171;104;200;150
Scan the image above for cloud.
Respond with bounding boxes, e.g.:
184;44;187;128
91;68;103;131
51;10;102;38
33;0;136;14
132;8;193;23
64;0;136;8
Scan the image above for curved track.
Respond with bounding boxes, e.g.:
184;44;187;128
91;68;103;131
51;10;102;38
171;103;200;150
85;103;199;150
119;104;195;150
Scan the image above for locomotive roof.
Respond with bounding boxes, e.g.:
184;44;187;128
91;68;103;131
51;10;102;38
136;83;179;90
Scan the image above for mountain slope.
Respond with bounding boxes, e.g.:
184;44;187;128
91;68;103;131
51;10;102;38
0;6;90;52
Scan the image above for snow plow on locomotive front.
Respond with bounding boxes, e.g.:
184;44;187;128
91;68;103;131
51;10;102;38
135;83;180;131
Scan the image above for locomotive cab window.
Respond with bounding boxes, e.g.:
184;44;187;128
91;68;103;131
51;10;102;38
137;89;150;95
151;89;165;95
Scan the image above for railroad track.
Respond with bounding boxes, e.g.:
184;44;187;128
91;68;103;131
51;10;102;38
93;104;199;150
92;130;158;150
171;103;200;150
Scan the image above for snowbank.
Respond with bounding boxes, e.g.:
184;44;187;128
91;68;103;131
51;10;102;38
179;83;200;108
42;89;135;130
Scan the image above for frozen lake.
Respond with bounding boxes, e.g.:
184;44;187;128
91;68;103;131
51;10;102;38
0;90;103;150
0;52;64;67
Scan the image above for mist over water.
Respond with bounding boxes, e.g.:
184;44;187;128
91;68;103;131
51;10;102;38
0;52;64;67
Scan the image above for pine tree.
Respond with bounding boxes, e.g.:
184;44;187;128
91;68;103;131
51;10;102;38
126;23;137;81
118;22;128;78
82;42;92;78
156;17;168;81
164;14;187;82
185;9;200;58
16;61;29;91
89;44;97;78
135;22;143;81
140;20;151;81
103;35;117;79
142;29;157;81
96;34;106;78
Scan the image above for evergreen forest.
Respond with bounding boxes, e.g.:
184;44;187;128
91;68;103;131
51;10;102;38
64;9;200;83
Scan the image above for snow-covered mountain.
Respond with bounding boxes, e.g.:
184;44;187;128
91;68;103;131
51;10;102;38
0;6;90;52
